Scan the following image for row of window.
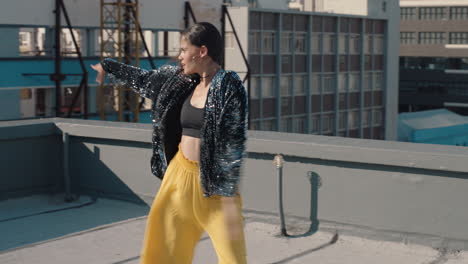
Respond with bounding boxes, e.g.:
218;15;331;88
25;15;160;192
400;80;468;97
250;72;383;99
310;108;383;133
16;27;180;57
250;108;383;134
249;31;384;55
401;32;468;44
401;7;468;20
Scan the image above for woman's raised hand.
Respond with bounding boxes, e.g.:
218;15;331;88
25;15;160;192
90;63;105;84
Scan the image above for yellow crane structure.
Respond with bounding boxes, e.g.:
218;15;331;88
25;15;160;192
99;0;141;122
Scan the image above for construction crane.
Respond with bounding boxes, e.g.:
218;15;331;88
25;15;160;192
99;0;140;122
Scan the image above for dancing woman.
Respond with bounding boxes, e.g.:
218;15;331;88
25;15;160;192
91;22;248;264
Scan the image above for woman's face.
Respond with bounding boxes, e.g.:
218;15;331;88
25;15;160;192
178;37;202;75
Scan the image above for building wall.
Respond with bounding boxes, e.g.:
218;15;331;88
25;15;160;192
400;2;468;57
0;28;20;57
305;0;400;140
399;0;468;116
227;3;399;140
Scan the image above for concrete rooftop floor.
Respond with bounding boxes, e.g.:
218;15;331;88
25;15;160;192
0;195;467;264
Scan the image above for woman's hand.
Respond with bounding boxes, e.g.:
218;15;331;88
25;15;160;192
221;196;244;241
90;63;105;84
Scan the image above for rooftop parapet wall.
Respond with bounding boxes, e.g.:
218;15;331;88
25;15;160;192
1;118;468;249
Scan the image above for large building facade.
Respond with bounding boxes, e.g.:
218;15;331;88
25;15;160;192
400;0;468;115
226;0;399;140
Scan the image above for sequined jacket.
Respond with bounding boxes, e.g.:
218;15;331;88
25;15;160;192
101;58;248;197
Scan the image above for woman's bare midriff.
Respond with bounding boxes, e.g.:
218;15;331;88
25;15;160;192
180;135;201;162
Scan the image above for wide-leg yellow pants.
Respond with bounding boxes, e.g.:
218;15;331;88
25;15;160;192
140;145;247;264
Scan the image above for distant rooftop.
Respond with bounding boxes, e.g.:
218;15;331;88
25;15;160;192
399;109;468;130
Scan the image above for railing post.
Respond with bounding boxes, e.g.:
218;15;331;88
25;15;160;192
274;154;288;236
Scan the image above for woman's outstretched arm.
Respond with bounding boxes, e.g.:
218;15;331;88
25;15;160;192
91;58;177;100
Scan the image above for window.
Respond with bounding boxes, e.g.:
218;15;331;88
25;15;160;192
350;35;360;54
373;108;383;126
249;32;261;53
35;87;54;117
322;114;335;133
365;55;372;69
401;7;416;20
295;33;307;53
311;74;321;94
323;74;335;93
263;119;277;131
19;27;47;56
349;73;360;91
339;34;347;54
262;77;275;98
310;115;320;133
311;33;321;54
450;7;468;20
280;76;292;96
281;117;293;132
364;73;372;90
419;7;446;20
374;72;383;90
400;32;416;44
281;32;293;53
263;32;276;53
374;35;384;54
339;93;346;107
364;35;372;54
338;73;347;92
419;32;445;44
362;109;371;127
323;34;336;54
61;29;83;57
338;111;347;130
294;75;306;95
281;97;292;115
348;110;359;129
293;116;306;133
250;77;260;99
250;120;260;130
449;32;468;44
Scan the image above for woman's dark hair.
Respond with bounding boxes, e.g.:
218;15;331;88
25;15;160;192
181;22;223;65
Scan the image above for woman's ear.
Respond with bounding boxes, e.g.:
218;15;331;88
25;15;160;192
199;45;208;58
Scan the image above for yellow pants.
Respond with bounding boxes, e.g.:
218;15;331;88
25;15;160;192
140;145;247;264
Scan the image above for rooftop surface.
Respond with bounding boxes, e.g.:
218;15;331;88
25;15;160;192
1;194;467;264
2;118;468;263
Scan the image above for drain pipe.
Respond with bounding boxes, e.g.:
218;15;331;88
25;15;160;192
274;154;288;236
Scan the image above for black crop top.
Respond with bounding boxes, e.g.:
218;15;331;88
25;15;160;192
180;90;205;138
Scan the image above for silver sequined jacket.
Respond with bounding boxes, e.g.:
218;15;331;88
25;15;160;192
101;58;248;197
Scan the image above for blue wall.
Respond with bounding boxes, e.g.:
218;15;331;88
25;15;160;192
0;57;174;121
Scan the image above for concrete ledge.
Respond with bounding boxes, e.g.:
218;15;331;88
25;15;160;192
2;118;468;249
3;118;468;175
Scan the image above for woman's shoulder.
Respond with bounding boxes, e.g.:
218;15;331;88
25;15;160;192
220;70;245;95
222;70;242;82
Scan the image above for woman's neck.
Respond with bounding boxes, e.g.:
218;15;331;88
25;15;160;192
197;62;220;88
